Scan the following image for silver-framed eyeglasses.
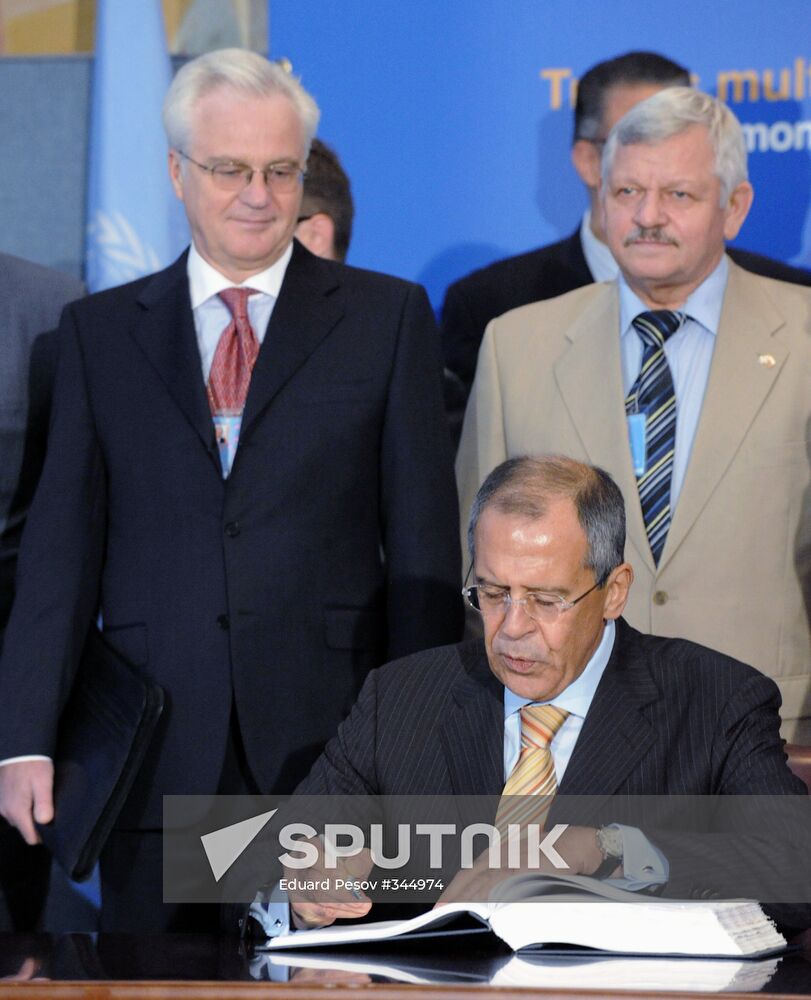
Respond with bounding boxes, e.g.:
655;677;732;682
176;150;306;193
462;570;602;624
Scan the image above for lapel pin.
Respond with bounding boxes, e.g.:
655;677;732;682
757;354;776;368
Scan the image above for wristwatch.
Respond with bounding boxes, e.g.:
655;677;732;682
592;825;623;879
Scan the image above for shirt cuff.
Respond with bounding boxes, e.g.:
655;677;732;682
0;755;52;766
248;881;291;939
606;823;669;890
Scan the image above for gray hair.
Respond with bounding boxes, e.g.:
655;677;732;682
163;48;320;156
601;87;747;205
467;456;626;585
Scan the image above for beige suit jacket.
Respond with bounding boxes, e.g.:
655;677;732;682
457;259;811;734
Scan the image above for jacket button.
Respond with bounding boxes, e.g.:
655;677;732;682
653;590;668;606
225;522;240;538
217;614;230;630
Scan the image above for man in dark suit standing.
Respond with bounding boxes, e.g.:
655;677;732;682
0;253;84;634
0;49;462;931
0;253;83;932
278;455;804;932
0;254;84;632
441;51;811;426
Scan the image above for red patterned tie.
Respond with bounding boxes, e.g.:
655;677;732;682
207;287;260;415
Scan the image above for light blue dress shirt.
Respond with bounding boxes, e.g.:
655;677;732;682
503;620;667;890
619;256;727;509
503;619;615;782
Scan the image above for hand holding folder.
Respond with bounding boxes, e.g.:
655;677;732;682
35;628;164;881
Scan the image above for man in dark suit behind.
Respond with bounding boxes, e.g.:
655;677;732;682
0;49;462;931
441;51;811;429
277;455;805;932
294;138;354;264
0;253;83;931
0;254;84;633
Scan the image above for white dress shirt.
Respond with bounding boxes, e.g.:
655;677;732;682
579;210;620;284
186;241;292;382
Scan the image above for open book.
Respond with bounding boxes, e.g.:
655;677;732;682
264;872;787;959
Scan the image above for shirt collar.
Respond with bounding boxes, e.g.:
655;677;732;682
503;618;616;721
618;254;729;338
579;210;620;284
186;241;294;310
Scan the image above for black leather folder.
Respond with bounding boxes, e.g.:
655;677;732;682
37;628;164;881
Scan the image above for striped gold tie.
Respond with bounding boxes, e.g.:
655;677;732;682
496;703;569;835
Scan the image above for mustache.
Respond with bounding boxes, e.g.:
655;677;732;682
623;227;679;246
492;642;541;660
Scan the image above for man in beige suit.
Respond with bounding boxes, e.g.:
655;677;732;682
457;87;811;740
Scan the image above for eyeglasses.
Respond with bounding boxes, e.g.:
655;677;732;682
462;573;603;624
176;150;306;193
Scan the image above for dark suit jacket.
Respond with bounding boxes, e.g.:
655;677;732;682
0;241;463;827
295;619;808;917
0;254;84;633
440;229;811;406
0;253;83;933
300;617;802;799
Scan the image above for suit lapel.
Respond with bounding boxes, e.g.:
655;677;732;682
553;286;654;573
659;261;790;570
240;242;344;444
132;254;220;471
559;619;658;797
437;642;504;834
439;642;504;798
128;245;345;476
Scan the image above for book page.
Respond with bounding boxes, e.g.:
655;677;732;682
489;871;653;903
263;901;492;950
489;899;786;957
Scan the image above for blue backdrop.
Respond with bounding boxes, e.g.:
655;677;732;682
269;0;811;309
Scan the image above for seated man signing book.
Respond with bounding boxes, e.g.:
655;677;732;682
250;455;807;937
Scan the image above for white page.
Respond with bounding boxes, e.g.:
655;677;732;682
263;901;492;951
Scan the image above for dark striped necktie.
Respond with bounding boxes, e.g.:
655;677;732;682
625;310;684;565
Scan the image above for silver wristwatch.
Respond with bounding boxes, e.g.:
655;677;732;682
592;825;623;878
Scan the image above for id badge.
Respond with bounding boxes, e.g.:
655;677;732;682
213;413;242;478
627;412;646;476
